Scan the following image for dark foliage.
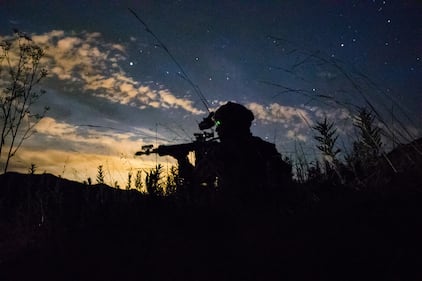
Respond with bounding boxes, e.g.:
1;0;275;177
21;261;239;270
145;164;165;196
346;108;384;181
1;137;422;281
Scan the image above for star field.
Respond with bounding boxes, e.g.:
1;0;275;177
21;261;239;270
0;0;420;181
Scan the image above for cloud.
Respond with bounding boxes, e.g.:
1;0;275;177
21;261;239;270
303;105;354;136
247;102;312;127
6;116;178;183
246;102;313;141
35;116;77;136
34;117;171;155
312;106;351;120
158;89;204;114
245;101;361;143
57;37;82;52
29;30;204;115
317;71;338;80
286;129;308;142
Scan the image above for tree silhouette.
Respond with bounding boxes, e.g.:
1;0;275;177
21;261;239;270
0;31;49;172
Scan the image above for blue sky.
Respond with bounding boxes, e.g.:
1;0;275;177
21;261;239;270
1;0;421;183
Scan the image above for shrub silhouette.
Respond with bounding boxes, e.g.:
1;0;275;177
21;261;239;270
165;166;179;196
134;170;143;192
125;171;132;190
346;107;384;181
312;117;344;185
145;164;164;196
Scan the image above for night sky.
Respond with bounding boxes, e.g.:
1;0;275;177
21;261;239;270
1;0;421;183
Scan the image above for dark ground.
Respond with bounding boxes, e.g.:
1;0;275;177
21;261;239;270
0;171;422;281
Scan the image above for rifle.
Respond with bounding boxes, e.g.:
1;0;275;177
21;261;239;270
135;131;218;164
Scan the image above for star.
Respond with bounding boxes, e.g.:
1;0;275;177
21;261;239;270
1;0;420;181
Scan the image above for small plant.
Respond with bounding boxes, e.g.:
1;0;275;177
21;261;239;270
134;170;143;192
354;107;383;157
126;171;132;190
83;177;92;186
292;140;309;183
346;107;384;179
165;166;179;195
145;164;164;196
313;117;341;162
96;165;105;184
306;160;323;184
312;117;344;184
28;163;37;174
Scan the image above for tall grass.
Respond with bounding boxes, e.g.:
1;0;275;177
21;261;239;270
264;36;421;184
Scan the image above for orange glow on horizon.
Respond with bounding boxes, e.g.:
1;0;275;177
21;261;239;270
7;147;177;187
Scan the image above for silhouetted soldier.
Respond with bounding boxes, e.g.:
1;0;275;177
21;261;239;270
139;102;292;207
195;102;292;208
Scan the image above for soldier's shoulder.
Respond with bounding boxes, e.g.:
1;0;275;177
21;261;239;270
251;136;279;151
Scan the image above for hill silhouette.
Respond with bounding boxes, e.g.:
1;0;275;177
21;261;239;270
1;140;422;281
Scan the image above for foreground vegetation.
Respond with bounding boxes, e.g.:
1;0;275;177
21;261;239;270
1;29;422;281
1;136;421;281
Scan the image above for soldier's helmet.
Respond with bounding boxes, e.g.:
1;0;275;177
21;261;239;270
213;102;254;138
